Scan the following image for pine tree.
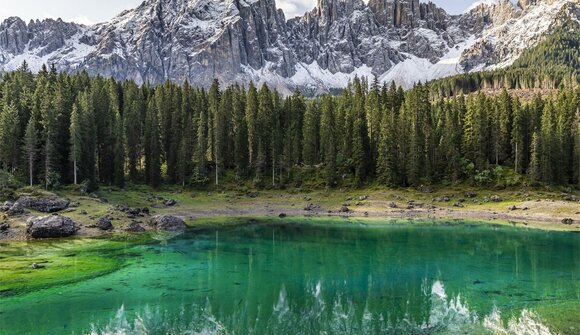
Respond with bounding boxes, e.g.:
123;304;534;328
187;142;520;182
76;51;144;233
69;103;82;185
195;89;208;183
123;83;144;183
246;82;258;167
144;99;161;188
529;132;541;182
540;100;557;182
214;84;229;185
0;102;21;173
255;84;273;185
302;102;319;166
232;85;248;180
511;98;527;174
351;78;370;186
79;91;98;192
40;86;60;189
320;95;337;187
366;77;381;173
113;110;125;188
177;81;195;186
23;114;38;186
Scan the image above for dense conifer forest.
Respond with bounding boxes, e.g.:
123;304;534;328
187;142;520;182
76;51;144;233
428;20;579;97
0;60;578;193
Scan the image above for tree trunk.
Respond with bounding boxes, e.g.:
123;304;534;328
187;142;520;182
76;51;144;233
29;155;33;187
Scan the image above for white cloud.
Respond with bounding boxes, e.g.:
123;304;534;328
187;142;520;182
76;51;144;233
278;0;316;18
67;15;95;25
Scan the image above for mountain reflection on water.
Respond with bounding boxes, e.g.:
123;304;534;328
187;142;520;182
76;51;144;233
88;280;553;335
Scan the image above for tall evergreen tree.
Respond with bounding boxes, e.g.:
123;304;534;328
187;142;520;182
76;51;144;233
246;82;258;167
144;99;161;188
0;102;21;173
320;95;337;187
23;114;38;186
302;102;319;166
69;104;82;185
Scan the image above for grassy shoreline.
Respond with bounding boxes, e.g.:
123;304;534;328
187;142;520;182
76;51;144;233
0;185;578;242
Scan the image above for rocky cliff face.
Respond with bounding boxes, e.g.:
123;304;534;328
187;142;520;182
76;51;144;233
0;0;577;92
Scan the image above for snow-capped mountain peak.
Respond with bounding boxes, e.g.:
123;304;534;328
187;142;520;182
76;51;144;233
0;0;577;93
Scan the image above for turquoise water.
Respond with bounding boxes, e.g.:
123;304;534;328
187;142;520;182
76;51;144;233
0;219;579;334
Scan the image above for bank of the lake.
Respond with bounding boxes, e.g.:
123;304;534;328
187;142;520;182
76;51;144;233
1;185;579;242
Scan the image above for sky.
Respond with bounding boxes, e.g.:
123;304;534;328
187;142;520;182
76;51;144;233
0;0;482;25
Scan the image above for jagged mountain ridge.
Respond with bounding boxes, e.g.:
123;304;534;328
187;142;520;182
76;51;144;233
0;0;577;93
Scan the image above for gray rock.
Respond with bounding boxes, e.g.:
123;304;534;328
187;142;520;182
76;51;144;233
304;203;320;211
149;214;186;231
1;201;13;212
164;199;177;207
340;205;350;213
26;215;77;238
562;218;574;225
126;221;145;232
96;216;114;231
491;195;503;202
7;202;25;216
0;222;9;231
16;196;70;213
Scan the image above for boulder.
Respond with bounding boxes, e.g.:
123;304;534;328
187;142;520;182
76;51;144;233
96;216;114;231
150;214;186;231
126;221;145;232
491;195;503;202
304;203;320;211
7;202;25;216
16;196;70;213
127;208;141;216
0;223;9;232
340;205;350;213
388;202;398;208
465;192;478;198
164;199;177;207
26;215;77;239
562;218;574;225
278;213;287;218
0;201;13;212
246;191;259;198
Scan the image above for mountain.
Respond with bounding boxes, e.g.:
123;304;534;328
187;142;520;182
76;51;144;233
0;0;577;93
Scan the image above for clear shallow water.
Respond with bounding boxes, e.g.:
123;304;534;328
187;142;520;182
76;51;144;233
0;219;579;335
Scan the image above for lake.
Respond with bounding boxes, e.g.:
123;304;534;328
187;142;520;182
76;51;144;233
0;218;578;334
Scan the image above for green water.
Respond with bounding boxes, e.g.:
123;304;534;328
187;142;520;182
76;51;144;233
0;219;579;335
